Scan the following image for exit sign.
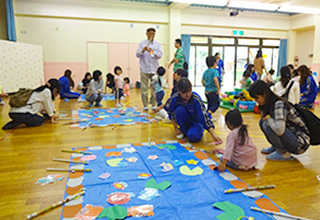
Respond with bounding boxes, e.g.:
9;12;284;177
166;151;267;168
232;30;244;36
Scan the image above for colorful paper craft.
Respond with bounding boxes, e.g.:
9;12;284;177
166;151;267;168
36;174;64;186
157;144;176;150
145;178;171;191
147;155;159;160
186;159;199;165
159;162;173;172
126;157;138;163
122;147;137;153
127;205;154;217
138;173;152;179
107;192;134;205
80;155;97;161
106;158;127;167
138;188;159;201
219;172;238;181
194;151;209;160
213;201;245;220
113;182;128;190
173;160;184;166
105;152;122;157
98;172;111;179
255;198;280;212
75;204;104;220
179;165;203;176
97;205;127;220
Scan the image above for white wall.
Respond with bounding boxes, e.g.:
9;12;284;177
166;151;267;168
295;28;315;67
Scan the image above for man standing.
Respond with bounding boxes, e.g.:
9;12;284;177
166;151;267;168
136;28;163;111
169;38;185;72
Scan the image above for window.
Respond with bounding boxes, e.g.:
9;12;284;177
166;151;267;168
263;39;280;46
238;39;259;46
191;36;208;44
211;37;234;45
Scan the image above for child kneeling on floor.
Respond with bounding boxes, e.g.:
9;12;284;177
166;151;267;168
218;109;258;171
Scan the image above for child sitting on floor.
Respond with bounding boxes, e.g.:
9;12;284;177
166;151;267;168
218;109;258;171
240;69;253;90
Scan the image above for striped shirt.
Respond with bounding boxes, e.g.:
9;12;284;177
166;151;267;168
223;127;258;169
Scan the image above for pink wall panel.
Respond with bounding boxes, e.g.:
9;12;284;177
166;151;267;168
311;63;320;82
44;62;88;88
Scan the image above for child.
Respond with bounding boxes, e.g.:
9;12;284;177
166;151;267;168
262;69;275;85
218;109;257;171
240;69;253;90
105;73;115;94
85;70;104;107
165;78;222;143
298;65;317;108
201;56;220;115
171;68;188;96
59;69;80;99
152;67;166;107
81;72;92;94
114;66;124;107
123;77;130;98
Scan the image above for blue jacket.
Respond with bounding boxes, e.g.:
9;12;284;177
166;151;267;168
300;75;317;104
164;92;214;130
59;76;70;98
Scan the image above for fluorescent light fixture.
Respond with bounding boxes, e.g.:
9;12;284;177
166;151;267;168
228;1;279;11
278;5;320;15
172;0;227;6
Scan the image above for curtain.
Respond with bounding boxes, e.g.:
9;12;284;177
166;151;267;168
277;39;287;75
181;34;191;66
6;0;17;42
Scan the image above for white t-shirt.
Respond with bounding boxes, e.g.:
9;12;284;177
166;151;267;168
272;80;300;105
114;75;123;89
10;88;55;116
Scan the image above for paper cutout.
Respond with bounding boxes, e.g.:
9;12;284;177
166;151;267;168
174;160;184;166
62;204;83;218
66;185;84;195
159;162;173;172
97;206;127;220
126;157;138;163
213;201;245;220
138;188;159;201
106;158;127;167
113;182;128;190
65;196;83;206
105;152;122;157
138;173;152;179
230;180;249;189
124;119;133;122
147;155;159;160
113;115;121;118
95;118;103;120
255;198;280;212
36;174;64;186
219;172;238;181
98;115;108;119
242;191;264;199
180;165;203;176
194;151;209;160
99;172;111;179
122;147;137;153
106;110;113;113
127;205;154;217
209;164;218;170
80;155;97;161
107;192;134;205
186;159;199;165
157;144;177;150
75;204;104;220
145;178;171;190
201;159;216;166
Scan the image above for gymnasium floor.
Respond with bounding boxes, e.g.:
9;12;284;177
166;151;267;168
0;88;319;219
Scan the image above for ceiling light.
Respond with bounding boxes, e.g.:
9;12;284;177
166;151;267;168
228;1;279;11
278;6;320;15
172;0;227;6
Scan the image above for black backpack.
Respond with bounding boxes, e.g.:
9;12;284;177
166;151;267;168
183;54;188;70
285;81;320;145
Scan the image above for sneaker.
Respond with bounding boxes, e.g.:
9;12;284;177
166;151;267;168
95;103;103;107
88;103;93;107
261;146;276;154
176;134;184;139
143;107;148;111
267;151;294;161
116;103;122;108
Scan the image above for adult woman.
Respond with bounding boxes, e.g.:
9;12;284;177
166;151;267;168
2;79;61;130
272;66;300;105
59;69;80;99
249;80;310;160
298;65;317;108
253;50;267;80
85;70;104;107
81;72;92;94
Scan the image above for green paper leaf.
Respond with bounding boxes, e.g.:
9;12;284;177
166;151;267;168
97;206;127;219
145;178;171;190
158;144;176;150
213;201;245;220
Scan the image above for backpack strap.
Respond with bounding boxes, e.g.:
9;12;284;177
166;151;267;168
283;81;294;99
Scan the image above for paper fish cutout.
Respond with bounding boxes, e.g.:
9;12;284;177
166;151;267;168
147;155;159;160
174;160;184;166
159;162;173;172
126;157;138;163
113;182;128;190
138;173;152;179
75;204;104;220
107;192;134;205
138;188;159;201
99;172;111;179
122;147;137;153
127;205;154;218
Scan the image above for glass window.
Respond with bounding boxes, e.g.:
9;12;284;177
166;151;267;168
263;40;280;46
191;36;208;44
238;39;259;46
212;37;234;45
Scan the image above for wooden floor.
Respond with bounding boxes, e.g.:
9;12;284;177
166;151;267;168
0;88;320;220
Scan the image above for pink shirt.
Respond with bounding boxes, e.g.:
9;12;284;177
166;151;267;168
223;127;257;169
123;83;130;96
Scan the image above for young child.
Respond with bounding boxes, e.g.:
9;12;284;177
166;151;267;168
171;68;188;96
123;77;130;98
218;109;258;171
262;69;275;85
114;66;124;107
152;67;166;107
105;73;115;94
240;69;253;90
80;72;92;94
201;56;220;115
